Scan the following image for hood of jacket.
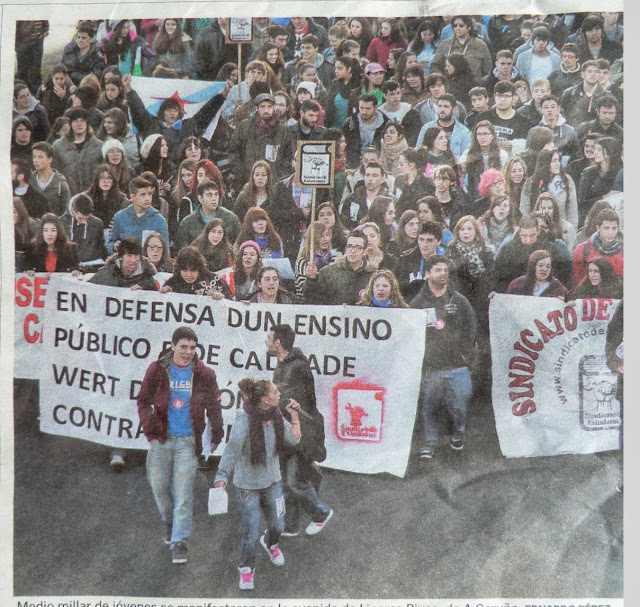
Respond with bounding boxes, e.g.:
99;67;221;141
104;254;157;282
334;253;376;274
13;94;39;113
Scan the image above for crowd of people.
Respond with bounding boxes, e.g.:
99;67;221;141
13;13;624;587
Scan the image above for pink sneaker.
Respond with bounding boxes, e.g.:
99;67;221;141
238;567;254;590
260;534;285;566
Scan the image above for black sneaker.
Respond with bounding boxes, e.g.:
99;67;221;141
164;524;172;545
171;541;188;564
449;435;464;451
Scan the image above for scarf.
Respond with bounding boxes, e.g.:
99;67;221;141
313;250;332;269
454;241;486;276
591;232;623;257
486;216;512;248
371;296;392;308
243;400;285;466
381;138;409;174
255;114;278;135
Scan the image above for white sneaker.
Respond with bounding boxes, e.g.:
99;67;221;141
260;533;285;566
305;509;333;536
238;567;254;590
110;454;125;471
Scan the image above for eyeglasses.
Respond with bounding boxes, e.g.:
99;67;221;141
345;244;365;251
453;23;467;29
147;245;163;251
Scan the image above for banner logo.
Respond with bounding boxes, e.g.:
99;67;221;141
333;381;384;443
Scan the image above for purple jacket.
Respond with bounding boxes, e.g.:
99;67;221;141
507;276;568;298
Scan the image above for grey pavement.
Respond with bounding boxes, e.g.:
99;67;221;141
13;380;622;600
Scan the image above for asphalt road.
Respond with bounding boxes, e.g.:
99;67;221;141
13;379;622;600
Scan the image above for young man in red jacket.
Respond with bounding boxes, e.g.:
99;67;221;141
137;326;224;565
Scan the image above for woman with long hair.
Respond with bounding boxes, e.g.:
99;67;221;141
192;218;234;273
315;201;348;254
533;193;576;251
235;208;283;259
159;246;231;299
391;50;417;83
575;200;612;246
364;196;397;247
432;164;469;231
257;42;285;81
420;127;462;182
379;122;409;177
416;196;454;254
36;64;73;124
393;148;433;217
96;107;141;170
233;240;263;301
446;214;495;332
407;19;440;74
401;64;430;106
326;56;361;129
478;194;517;251
366;18;408;69
234;160;275;223
347;17;373;57
518;125;555;176
568;257;623;301
521;148;578;227
180;158;229;221
84;163;128;228
96;75;128;112
102;19;155;76
143;231;173;273
168;158;196;242
213;376;301;592
295;221;337;298
14;197;39;272
249;266;297;304
46;117;70;144
385;210;420;261
359;222;393;270
443;52;478;106
176;137;204;166
137;134;174;197
460;120;509;201
24;213;79;274
101;139;132;193
578;136;624;227
503;155;527;217
507;249;568;298
358;269;409;308
152;18;194;76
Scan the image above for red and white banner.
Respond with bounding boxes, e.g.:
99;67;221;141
490;295;622;458
37;276;426;477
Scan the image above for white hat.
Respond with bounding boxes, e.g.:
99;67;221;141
296;81;317;98
139;133;163;160
101;138;125;159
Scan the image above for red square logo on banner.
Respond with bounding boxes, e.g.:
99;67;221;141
332;381;385;443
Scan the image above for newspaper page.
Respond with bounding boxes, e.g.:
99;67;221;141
1;1;634;607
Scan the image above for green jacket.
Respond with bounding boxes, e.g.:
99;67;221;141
303;255;375;305
29;170;71;217
175;206;241;252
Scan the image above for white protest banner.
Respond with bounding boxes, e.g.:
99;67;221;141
40;277;426;477
130;76;226;140
14;272;174;380
490;294;621;458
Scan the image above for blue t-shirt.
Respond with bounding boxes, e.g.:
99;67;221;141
168;362;194;436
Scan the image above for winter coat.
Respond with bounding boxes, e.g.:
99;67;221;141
52;134;104;195
515;49;562;87
102;30;157;76
303;255;375;305
195;22;249;81
29;170;71;217
164;267;232;299
548;65;582;97
418;120;471;159
288;122;328;147
339;180;392;230
175;206;241;252
393;173;435;217
431;36;492;79
127;89;226;164
229;116;294;187
520;175;578;228
365;37;406;70
577;166;617;227
36;74;74;124
88;255;158;290
108;204;169;254
137;351;223;456
342;110;389;169
538;116;580;162
154;34;195;76
61;40;105;85
23;243;79;273
506;275;568;298
572;234;623;288
409;282;476;371
17;185;50;219
59;211;108;263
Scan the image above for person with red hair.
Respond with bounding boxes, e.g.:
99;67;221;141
176;158;230;226
463;168;506;219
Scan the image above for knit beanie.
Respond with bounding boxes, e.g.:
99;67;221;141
101;138;126;159
140;133;163;160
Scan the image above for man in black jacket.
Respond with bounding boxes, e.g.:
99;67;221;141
342;93;388;169
410;255;476;459
267;324;332;536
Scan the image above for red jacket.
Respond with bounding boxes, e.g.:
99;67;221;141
365;37;406;69
572;236;623;288
137;352;224;455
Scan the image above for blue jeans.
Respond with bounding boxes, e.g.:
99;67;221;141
235;482;284;569
282;453;330;532
146;436;198;548
418;367;472;447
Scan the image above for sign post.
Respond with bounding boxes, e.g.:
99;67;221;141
225;18;254;102
295;141;336;261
